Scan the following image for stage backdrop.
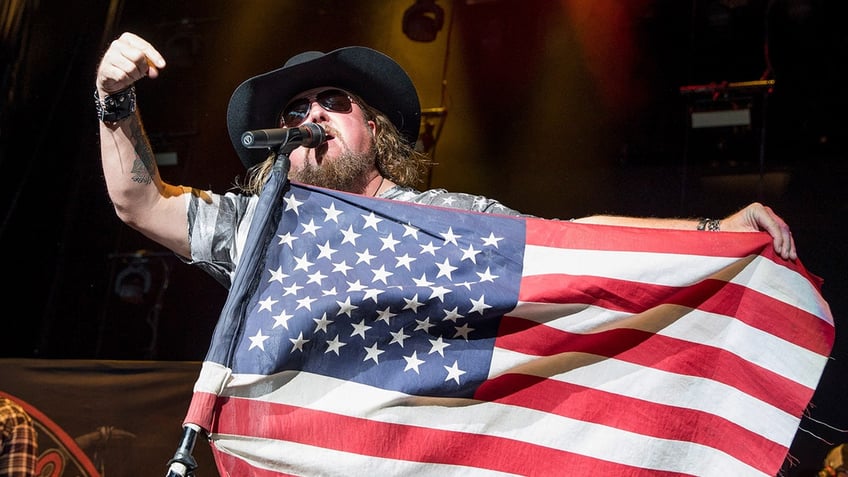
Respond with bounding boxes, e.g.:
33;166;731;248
0;359;214;477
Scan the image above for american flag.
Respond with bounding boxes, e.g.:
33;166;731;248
185;175;833;476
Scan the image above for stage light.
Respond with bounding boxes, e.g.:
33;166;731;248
403;0;444;42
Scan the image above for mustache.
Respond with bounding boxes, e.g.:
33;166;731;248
320;124;340;140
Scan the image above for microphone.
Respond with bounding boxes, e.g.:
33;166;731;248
241;123;326;149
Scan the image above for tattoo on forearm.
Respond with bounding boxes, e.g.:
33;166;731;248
128;120;156;185
131;158;153;185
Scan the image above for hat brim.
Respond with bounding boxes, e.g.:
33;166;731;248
227;46;421;169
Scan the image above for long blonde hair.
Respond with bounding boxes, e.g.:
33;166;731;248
236;94;432;195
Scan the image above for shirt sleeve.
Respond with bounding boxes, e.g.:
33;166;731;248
184;190;258;289
0;398;37;477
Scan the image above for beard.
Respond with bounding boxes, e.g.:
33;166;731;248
289;148;376;194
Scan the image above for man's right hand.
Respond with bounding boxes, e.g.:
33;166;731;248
96;32;166;98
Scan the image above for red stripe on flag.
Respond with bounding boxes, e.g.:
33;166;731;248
519;274;830;356
496;316;813;416
526;219;771;257
699;280;833;355
519;273;721;313
184;391;218;430
210;396;690;476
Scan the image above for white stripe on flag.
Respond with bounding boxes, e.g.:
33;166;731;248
213;371;769;476
522;246;740;286
489;347;799;445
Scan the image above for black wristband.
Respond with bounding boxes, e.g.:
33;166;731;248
94;86;137;124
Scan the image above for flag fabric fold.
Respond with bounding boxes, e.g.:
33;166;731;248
184;175;833;476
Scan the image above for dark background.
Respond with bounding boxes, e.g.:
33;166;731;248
1;1;846;475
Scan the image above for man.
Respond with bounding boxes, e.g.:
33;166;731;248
0;397;38;477
96;32;820;475
96;32;796;283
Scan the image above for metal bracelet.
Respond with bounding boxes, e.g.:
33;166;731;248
697;217;721;231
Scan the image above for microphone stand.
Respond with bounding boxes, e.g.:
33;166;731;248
163;130;307;477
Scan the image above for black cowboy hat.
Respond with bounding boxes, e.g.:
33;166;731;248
226;46;421;169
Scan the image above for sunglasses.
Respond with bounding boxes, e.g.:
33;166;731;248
279;89;355;128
